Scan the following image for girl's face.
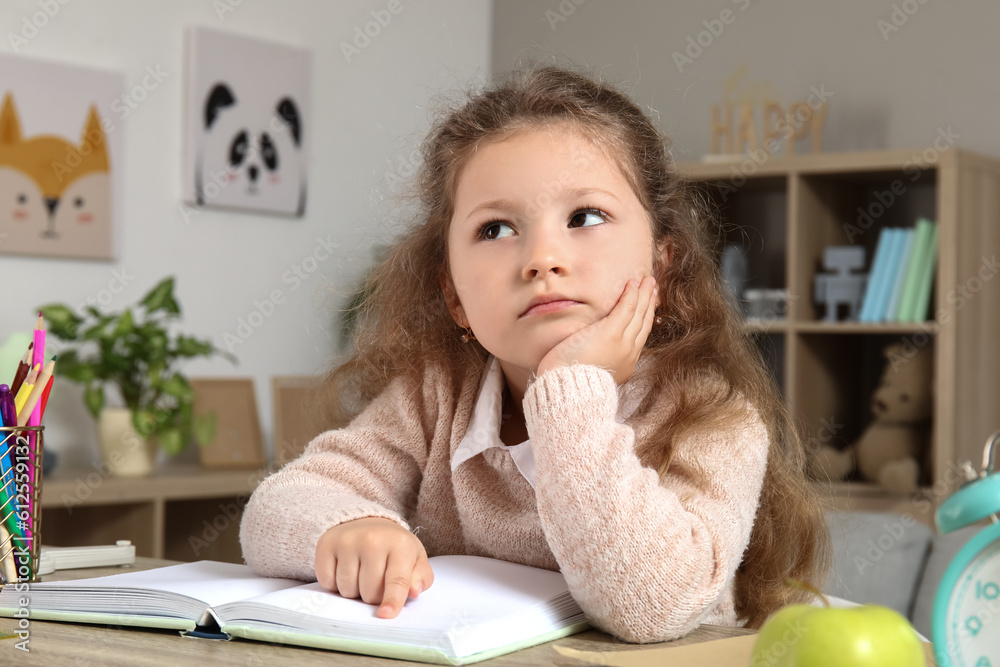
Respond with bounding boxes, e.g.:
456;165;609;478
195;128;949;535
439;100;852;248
445;125;659;380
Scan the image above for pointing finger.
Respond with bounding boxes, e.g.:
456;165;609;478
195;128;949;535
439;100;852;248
377;550;418;619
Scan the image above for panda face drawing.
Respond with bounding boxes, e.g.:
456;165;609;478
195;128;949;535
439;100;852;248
196;83;306;216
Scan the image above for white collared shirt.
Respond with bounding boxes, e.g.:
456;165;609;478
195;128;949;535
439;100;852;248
450;357;643;489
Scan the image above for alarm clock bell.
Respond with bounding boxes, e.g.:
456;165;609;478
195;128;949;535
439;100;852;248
937;430;1000;534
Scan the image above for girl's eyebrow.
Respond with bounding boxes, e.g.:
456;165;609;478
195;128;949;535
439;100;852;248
462;188;621;222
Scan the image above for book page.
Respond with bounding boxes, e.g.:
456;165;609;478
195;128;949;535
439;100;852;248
215;555;582;655
23;561;304;607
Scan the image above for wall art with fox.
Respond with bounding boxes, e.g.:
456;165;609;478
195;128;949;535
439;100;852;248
1;54;122;260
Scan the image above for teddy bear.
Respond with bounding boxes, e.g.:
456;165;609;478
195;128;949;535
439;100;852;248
808;341;933;495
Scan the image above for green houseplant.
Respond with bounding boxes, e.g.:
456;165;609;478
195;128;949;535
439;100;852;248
39;277;236;464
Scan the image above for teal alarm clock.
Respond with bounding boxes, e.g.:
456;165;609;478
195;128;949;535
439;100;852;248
932;429;1000;667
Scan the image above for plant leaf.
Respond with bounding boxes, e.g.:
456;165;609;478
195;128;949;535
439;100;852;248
140;277;180;315
39;304;84;340
113;308;134;337
146;329;168;357
192;412;217;446
57;351;95;383
174;335;213;357
83;384;104;418
132;408;157;437
158;428;185;456
82;316;115;341
160;374;193;400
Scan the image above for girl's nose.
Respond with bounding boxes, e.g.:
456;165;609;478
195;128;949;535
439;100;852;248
521;228;568;280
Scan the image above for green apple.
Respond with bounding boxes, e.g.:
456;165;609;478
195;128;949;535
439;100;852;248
750;602;925;666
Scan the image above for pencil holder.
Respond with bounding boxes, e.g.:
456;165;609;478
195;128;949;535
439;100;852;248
0;425;43;584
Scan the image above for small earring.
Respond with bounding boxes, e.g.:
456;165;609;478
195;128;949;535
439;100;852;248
654;316;663;325
460;327;477;343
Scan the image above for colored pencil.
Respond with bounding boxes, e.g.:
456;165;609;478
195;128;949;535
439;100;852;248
29;316;46;562
0;459;22;549
13;364;39;415
38;375;54;421
0;381;21;541
9;342;32;397
25;314;46;568
16;357;55;428
0;415;23;558
30;316;45;416
0;385;14;431
0;525;17;583
0;384;18;523
0;427;20;538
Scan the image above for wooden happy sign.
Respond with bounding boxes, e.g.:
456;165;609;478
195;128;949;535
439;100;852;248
710;92;830;156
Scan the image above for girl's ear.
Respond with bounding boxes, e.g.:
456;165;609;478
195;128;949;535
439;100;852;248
653;236;674;272
652;238;673;309
438;271;468;327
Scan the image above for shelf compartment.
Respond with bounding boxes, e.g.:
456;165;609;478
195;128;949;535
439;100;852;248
681;149;1000;511
792;332;933;465
38;464;262;562
164;497;246;564
688;175;788;293
793;170;937;323
42;502;157;558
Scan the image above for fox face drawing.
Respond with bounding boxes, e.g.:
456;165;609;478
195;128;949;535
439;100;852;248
0;92;113;259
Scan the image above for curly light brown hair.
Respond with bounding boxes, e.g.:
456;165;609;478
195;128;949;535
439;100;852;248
325;64;830;628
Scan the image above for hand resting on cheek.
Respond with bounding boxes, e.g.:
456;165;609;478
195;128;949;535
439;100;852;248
535;275;658;384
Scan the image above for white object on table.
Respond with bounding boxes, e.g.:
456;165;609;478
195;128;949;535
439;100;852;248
37;541;136;575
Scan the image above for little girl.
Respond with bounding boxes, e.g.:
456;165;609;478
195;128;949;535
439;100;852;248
240;65;831;643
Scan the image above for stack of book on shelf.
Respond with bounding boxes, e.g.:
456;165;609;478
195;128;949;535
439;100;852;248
858;218;939;323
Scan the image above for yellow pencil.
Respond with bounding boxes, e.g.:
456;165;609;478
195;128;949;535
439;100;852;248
16;357;56;428
13;363;39;415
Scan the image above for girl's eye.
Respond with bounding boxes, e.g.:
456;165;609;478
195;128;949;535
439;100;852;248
569;209;607;228
477;220;515;241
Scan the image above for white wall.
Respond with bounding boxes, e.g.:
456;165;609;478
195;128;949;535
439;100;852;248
492;0;1000;161
0;0;492;466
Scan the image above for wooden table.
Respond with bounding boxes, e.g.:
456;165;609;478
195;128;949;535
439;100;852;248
0;558;754;666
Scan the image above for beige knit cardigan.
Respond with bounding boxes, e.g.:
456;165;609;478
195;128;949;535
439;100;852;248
240;362;769;643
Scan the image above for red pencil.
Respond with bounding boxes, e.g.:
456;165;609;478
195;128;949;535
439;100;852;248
9;341;32;397
38;372;55;421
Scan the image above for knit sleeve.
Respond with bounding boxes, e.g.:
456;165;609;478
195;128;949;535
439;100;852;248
239;370;437;581
523;364;768;643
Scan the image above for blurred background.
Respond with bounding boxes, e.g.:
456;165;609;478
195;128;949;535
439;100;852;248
1;0;995;466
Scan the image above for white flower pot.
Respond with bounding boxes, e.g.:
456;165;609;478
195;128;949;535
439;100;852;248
97;408;157;477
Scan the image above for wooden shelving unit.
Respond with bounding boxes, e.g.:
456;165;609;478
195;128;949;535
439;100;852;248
39;464;265;563
679;148;1000;522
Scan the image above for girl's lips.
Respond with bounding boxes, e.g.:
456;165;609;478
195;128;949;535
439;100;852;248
520;300;581;318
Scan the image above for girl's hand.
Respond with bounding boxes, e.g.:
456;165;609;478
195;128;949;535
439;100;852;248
535;276;657;384
314;517;434;619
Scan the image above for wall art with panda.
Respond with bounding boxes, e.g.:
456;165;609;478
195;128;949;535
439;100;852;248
0;53;124;260
183;26;311;217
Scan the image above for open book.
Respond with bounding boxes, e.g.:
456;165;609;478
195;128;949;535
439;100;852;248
0;556;589;665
